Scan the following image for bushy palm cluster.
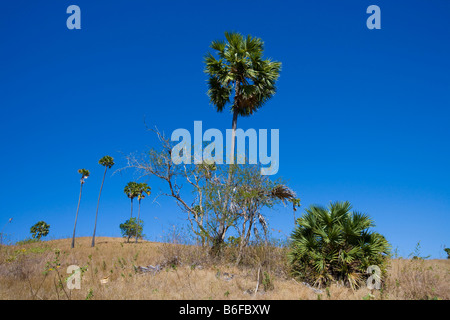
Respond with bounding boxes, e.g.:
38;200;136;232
288;201;390;289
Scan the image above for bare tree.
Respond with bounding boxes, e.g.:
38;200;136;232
123;128;300;261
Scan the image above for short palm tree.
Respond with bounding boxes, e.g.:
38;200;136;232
72;169;90;249
91;155;114;247
288;201;390;289
204;31;281;164
135;183;151;243
124;181;139;219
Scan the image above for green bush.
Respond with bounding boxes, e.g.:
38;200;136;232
288;201;390;289
15;238;40;245
444;247;450;259
30;221;50;240
119;218;144;242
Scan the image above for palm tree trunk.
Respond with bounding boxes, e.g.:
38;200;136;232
71;182;83;249
135;199;141;243
211;110;238;255
91;167;107;247
229;109;238;166
212;83;240;255
236;216;254;266
130;198;133;219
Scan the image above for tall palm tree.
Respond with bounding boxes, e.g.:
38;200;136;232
124;181;139;219
205;32;281;252
72;169;90;249
135;183;151;243
204;31;282;165
91;155;114;247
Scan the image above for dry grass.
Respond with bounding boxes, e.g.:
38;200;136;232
0;237;448;300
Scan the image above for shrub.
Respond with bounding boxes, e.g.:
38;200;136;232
15;238;40;245
119;218;144;242
30;221;50;240
444;247;450;259
288;201;390;289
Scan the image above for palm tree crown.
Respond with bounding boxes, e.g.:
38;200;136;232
99;155;114;168
77;169;90;184
136;183;151;201
204;31;281;117
124;181;139;219
124;181;139;200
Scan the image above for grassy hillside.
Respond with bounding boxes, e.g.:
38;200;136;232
0;237;448;300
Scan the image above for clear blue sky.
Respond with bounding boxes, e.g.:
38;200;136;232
0;0;449;258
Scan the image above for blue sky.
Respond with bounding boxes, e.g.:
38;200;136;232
0;0;449;258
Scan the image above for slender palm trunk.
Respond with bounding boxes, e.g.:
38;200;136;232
130;198;133;219
211;81;241;255
91;167;107;247
229;109;238;167
212;109;239;255
126;198;134;243
72;182;83;249
135;199;141;243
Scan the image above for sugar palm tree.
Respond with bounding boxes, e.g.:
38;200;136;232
205;32;281;253
124;181;139;219
135;182;151;243
204;31;282;164
72;169;90;249
91;155;115;247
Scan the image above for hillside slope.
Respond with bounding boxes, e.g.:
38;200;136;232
0;237;448;300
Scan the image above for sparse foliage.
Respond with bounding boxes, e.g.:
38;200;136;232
124;129;298;261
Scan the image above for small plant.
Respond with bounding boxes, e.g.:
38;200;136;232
409;241;431;260
85;288;94;300
363;293;375;300
44;249;70;300
15;238;40;245
30;221;50;240
444;247;450;259
262;271;274;291
119;218;144;243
